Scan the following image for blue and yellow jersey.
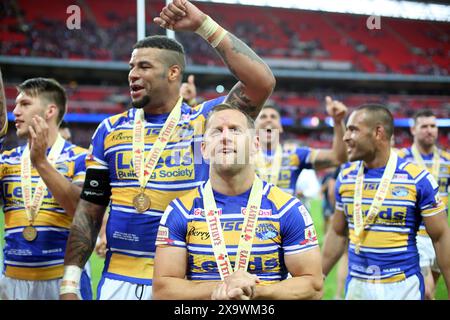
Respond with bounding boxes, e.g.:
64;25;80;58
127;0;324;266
335;158;445;283
0;142;87;280
86;97;224;285
256;144;316;195
156;181;319;283
397;147;450;236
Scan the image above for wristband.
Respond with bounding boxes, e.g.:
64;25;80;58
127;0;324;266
60;265;82;295
195;15;228;48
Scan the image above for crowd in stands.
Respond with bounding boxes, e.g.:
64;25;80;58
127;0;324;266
1;0;448;75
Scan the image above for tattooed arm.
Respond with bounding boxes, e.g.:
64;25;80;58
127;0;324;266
61;167;111;299
154;0;275;118
0;68;8;138
60;199;106;300
218;33;275;119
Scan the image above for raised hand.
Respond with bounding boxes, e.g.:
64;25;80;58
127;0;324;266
153;0;206;32
325;96;348;123
180;75;197;104
28;115;50;167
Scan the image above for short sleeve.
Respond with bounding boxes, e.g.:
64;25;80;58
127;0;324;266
296;147;314;170
334;171;344;212
86;120;109;170
280;199;318;255
156;199;188;248
72;151;87;184
417;171;446;217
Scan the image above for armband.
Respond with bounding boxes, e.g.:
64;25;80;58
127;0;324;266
80;168;112;206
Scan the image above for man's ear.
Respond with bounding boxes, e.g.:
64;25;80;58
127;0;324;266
201;140;209;161
45;104;58;122
249;132;260;160
168;65;182;83
410;124;416;137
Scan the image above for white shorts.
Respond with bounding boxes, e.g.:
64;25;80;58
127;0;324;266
0;277;62;300
97;277;152;300
345;274;423;300
417;235;440;273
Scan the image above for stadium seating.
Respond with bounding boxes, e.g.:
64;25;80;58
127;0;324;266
1;0;448;75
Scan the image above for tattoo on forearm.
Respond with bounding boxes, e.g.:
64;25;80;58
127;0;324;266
217;33;273;118
225;84;259;118
314;158;335;170
65;200;104;267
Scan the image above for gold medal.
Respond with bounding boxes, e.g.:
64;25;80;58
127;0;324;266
133;192;151;213
23;225;38;242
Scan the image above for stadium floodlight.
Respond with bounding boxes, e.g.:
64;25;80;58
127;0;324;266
194;0;450;22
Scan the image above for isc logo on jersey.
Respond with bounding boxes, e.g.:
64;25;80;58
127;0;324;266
114;148;195;181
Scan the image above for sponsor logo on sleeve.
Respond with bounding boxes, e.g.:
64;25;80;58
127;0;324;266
156;226;170;243
299;205;313;225
300;225;318;246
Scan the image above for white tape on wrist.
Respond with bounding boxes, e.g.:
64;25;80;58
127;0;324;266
195;15;228;48
60;265;82;295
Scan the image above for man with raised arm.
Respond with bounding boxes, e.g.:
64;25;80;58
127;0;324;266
60;0;275;300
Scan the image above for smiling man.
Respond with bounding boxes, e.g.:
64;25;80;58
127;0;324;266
60;0;275;300
397;110;450;299
0;77;91;300
321;104;450;300
254;98;347;195
153;104;323;300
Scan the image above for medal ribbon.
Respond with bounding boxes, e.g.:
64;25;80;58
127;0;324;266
203;176;263;280
353;151;398;248
132;97;182;189
21;134;66;225
411;144;440;181
255;144;282;185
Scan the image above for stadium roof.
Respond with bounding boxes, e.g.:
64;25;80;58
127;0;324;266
194;0;450;22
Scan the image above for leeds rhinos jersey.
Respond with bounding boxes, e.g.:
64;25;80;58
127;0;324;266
335;158;445;283
256;144;316;195
156;181;319;283
397;147;450;236
0;142;87;280
86;97;224;285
